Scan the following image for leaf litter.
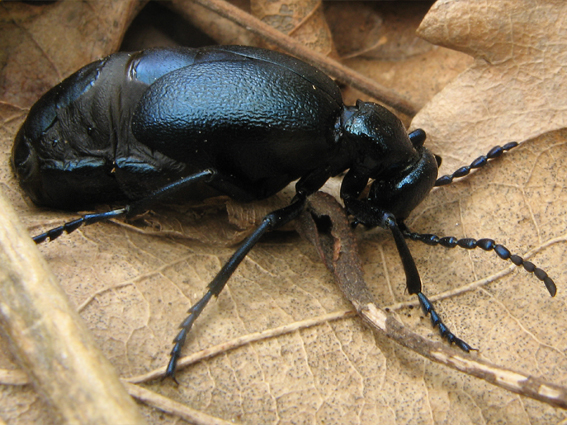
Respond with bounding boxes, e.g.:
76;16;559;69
0;1;567;424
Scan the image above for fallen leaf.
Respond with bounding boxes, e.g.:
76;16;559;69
0;0;145;108
331;1;473;119
411;0;567;175
250;0;336;55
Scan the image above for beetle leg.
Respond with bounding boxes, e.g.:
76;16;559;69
382;213;421;294
383;214;475;352
32;170;216;243
126;169;215;214
416;293;475;352
344;199;474;353
33;208;129;243
166;195;308;380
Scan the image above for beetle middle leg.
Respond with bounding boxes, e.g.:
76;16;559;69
166;194;308;379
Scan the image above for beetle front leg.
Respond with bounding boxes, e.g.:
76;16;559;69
384;213;475;352
345;198;473;352
166;195;308;380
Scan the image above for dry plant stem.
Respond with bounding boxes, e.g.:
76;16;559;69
0;371;238;425
125;309;355;383
0;368;27;386
299;192;567;410
126;383;235;425
360;304;567;409
1;310;354;423
169;0;418;117
0;192;146;425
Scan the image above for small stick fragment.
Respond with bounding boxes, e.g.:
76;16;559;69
297;191;567;409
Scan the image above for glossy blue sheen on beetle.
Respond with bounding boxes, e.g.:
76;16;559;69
12;45;437;224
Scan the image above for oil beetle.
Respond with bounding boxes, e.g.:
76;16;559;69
12;45;556;379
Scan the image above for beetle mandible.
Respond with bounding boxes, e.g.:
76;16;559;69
11;45;556;378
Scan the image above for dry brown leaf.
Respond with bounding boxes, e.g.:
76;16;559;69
0;1;147;423
333;1;473;122
0;0;145;108
325;1;431;61
2;1;567;425
412;0;567;174
0;184;146;425
404;6;567;422
251;0;336;56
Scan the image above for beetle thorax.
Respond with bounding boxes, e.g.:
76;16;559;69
341;101;418;178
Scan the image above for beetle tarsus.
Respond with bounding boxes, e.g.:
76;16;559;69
417;292;475;352
33;208;128;244
165;292;213;380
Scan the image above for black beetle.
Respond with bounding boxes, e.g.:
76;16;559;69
12;45;556;378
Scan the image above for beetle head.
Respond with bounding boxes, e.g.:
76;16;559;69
341;101;419;177
366;141;439;221
341;101;439;222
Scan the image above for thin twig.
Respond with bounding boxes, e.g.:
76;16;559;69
169;0;419;117
125;309;355;383
298;191;567;410
126;383;236;425
360;302;567;409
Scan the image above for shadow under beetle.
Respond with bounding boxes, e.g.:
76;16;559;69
12;45;557;379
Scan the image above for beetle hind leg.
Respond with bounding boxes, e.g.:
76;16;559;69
32;208;129;243
32;170;217;244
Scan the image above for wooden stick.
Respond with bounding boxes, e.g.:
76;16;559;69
0;192;146;425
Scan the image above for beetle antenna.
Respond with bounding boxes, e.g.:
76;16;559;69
435;142;518;186
403;229;557;297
